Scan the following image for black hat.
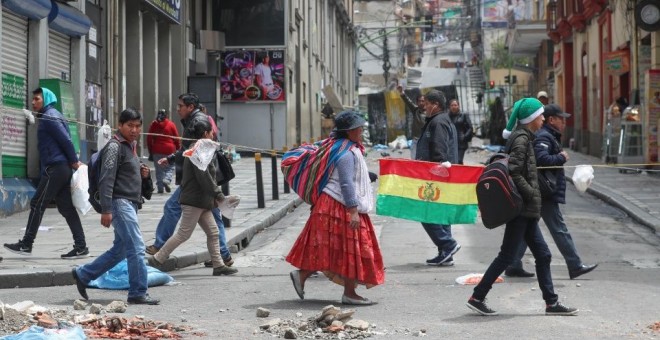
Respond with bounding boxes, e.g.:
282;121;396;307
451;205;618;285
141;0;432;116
333;111;366;131
543;104;571;118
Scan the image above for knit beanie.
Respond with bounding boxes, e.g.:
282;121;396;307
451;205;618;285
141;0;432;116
502;98;544;139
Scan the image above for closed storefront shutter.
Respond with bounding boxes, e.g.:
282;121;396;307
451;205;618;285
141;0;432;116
1;10;29;177
48;30;71;80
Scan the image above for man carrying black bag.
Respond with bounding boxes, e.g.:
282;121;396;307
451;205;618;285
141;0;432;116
505;104;598;280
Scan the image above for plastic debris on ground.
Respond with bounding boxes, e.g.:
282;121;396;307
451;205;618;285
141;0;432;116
0;325;85;340
455;273;504;285
387;135;409;149
481;144;505;153
371;144;388;151
88;259;172;290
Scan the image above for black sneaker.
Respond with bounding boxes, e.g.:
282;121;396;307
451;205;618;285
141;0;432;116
4;240;32;255
545;302;578;316
426;244;461;266
61;247;89;259
163;182;171;193
467;297;498;316
127;294;160;305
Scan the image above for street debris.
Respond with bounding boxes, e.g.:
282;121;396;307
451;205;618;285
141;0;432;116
455;273;504;285
256;307;271;318
649;321;660;332
255;304;384;339
0;300;198;339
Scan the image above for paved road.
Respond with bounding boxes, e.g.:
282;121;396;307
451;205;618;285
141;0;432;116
0;147;657;339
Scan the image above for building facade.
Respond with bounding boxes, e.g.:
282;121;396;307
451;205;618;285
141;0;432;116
0;0;356;216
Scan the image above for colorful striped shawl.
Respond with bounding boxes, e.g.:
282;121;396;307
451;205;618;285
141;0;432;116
281;137;360;205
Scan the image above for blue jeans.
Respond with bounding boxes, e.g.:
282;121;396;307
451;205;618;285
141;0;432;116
153;187;230;259
472;215;558;304
153;153;174;192
76;199;148;299
421;223;456;254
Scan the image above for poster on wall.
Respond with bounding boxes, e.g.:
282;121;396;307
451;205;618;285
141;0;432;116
220;50;285;103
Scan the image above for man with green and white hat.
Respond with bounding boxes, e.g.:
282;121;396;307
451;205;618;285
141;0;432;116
467;98;578;316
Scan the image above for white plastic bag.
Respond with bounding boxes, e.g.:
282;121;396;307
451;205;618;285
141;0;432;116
572;165;594;193
218;195;241;219
388;135;409;149
71;164;92;215
97;120;112;151
183;139;220;171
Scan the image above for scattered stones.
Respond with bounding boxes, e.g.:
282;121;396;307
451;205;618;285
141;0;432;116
106;301;127;313
413;330;427;337
259;318;282;330
283;327;298;339
576;283;582;287
73;300;87;311
345;319;369;331
256;307;271;318
258;305;377;339
89;303;104;315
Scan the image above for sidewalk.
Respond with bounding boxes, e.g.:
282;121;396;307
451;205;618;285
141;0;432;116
1;141;659;289
0;155;302;289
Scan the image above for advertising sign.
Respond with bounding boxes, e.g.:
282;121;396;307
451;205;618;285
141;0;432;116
481;0;508;28
220;50;285;103
2;73;25;108
143;0;181;24
604;50;630;76
645;70;660;162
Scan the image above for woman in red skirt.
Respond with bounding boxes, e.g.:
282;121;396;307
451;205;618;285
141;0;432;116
286;111;385;305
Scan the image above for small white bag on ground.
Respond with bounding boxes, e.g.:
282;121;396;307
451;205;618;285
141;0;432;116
572;165;594;193
218;195;241;219
71;164;92;215
388;135;409;149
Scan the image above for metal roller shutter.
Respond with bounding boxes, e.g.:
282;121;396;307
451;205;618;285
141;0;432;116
1;10;29;177
48;30;71;80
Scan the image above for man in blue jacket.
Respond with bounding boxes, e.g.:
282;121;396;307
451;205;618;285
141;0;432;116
505;104;598;279
4;87;88;258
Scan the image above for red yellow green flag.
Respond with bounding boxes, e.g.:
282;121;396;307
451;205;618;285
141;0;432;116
377;158;483;225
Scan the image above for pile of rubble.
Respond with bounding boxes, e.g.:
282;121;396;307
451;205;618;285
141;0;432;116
254;305;427;339
649;321;660;332
0;300;196;339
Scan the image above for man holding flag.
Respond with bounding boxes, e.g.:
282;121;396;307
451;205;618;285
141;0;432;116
414;90;460;266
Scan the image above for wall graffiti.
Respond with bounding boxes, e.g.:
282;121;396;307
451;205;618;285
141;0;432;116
1;114;24;143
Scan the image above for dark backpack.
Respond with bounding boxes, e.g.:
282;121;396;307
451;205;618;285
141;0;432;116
88;139;119;214
215;150;235;185
476;153;523;229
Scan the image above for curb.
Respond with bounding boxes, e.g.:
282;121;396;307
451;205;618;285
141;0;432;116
157;197;303;271
0;197;304;289
565;176;660;236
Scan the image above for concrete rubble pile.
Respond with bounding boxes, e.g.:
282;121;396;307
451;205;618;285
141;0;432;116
0;300;196;339
254;305;429;339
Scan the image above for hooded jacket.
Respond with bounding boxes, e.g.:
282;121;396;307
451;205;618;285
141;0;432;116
37;88;79;170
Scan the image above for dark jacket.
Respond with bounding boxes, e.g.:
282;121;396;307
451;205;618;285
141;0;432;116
415;112;458;163
166;109;210;185
449;111;473;150
98;135;143;214
534;124;567;204
506;127;541;218
36;88;78;169
400;92;426;139
179;157;225;210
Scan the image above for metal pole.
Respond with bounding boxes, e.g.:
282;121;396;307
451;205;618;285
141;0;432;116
282;146;290;194
255;153;265;208
271;151;279;200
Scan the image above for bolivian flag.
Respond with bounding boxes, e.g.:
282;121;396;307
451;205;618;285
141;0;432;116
377;158;483;225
